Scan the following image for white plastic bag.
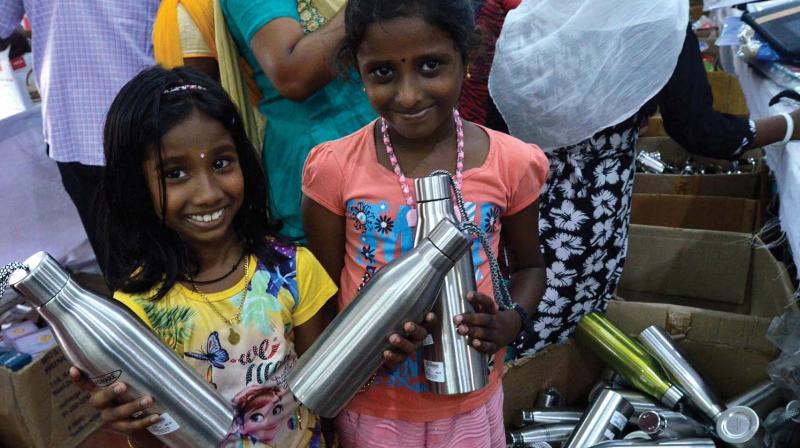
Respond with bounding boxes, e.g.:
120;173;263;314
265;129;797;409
489;0;688;150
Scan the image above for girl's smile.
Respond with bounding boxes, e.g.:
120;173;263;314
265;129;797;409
356;16;466;144
143;108;245;254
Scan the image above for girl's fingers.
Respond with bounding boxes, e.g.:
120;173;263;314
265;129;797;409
69;366;96;393
454;312;494;327
402;321;429;343
100;395;155;424
108;413;162;433
465;292;498;314
89;382;128;410
471;338;497;354
387;333;417;354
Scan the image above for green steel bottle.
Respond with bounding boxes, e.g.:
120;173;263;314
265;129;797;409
575;312;684;408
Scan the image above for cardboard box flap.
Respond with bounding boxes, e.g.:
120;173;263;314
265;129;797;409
620;225;753;304
749;244;800;317
607;301;775;354
631;194;758;233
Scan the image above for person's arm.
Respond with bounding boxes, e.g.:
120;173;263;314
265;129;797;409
658;26;800;159
248;11;345;101
454;201;546;353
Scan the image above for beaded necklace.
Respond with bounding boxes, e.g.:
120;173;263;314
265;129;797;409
380;109;465;227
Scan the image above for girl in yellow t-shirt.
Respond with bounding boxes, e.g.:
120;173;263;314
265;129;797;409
68;66;425;448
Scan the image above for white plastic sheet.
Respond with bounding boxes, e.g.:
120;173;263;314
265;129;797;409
0;107;98;273
490;0;688;150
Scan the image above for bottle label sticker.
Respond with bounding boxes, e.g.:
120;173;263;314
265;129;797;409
147;413;180;435
610;411;627;431
422;334;434;346
424;360;445;382
89;370;122;388
604;428;616;440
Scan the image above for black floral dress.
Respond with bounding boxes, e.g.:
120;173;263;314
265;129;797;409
515;117;639;356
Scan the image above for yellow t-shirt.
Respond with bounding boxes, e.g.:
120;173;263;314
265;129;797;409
116;247;336;448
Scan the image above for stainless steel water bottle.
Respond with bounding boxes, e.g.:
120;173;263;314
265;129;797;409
589;387;669;424
563;388;634;448
535;386;567;408
637;410;710;438
413;174;488;394
516;409;583;427
575;313;684;409
638;325;764;447
9;252;234;448
506;424;577;446
288;219;470;418
726;381;785;419
589;439;717;447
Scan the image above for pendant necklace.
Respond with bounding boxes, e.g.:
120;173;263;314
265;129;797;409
381;109;465;228
188;255;251;345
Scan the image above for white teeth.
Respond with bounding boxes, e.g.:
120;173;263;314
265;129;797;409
189;209;224;223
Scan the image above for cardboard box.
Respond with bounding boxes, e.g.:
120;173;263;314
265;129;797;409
0;347;102;448
635;136;764;199
502;300;777;427
631;194;760;233
707;71;749;117
641;113;666;137
618;225;798;316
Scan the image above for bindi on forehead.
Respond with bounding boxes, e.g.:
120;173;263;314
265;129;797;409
401;58;406;63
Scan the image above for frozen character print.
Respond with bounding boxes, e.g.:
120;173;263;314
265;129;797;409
232;385;296;444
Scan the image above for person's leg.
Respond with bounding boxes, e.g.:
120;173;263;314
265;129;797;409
335;410;425;448
56;161;109;276
519;120;638;357
425;387;505;448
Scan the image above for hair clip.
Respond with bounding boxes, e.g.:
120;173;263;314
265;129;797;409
163;84;208;94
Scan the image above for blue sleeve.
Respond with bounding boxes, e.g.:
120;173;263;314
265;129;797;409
221;0;299;45
0;0;24;39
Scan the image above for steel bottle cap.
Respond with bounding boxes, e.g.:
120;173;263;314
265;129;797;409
9;252;69;307
660;386;684;409
426;219;470;262
415;174;452;203
715;406;760;444
638;411;664;434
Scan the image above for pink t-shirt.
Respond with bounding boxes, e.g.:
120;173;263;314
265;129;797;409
302;120;549;422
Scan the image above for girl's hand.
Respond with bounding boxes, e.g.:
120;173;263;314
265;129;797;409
454;292;522;354
69;366;161;433
383;312;437;369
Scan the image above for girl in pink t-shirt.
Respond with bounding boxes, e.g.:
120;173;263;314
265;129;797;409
301;1;549;447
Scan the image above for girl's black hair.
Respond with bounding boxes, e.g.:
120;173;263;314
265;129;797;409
102;66;286;300
339;0;478;70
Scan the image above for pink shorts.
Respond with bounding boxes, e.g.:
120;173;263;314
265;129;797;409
335;387;505;448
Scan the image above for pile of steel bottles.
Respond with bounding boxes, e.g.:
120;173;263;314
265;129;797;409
506;312;800;448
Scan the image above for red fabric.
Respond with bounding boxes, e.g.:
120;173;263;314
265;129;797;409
459;0;521;125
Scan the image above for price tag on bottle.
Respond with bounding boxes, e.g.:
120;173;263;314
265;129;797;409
147;413;181;435
424;360;445;383
610;411;628;431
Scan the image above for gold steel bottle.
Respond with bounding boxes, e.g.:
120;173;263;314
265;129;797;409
575;312;684;409
413;174;488;395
